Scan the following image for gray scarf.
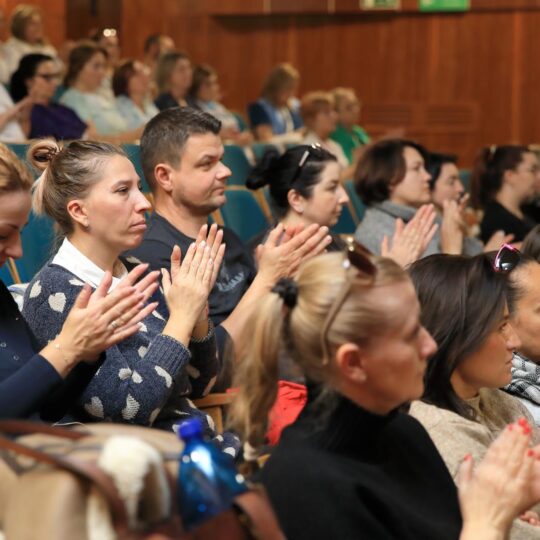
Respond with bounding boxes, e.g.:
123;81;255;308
505;352;540;406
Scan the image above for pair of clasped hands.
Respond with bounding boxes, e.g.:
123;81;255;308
47;222;333;374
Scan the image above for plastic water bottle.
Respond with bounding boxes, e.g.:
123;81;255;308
177;418;247;530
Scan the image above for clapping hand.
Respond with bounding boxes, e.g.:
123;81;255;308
381;204;438;268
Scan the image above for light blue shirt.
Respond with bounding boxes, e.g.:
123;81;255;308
115;95;158;130
60;88;128;136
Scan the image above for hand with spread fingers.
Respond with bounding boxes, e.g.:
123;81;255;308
161;224;221;344
381;204;438;268
458;421;536;540
255;222;333;282
41;267;159;376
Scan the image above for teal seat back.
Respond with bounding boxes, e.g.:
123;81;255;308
331;205;357;235
7;144;30;166
123;144;151;193
252;143;279;162
232;112;247;132
220;189;269;243
344;180;366;221
18;212;56;282
459;169;471;192
222;145;251;186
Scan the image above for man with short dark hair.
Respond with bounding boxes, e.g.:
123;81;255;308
128;107;331;362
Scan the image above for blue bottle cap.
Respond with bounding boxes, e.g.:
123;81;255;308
178;418;203;441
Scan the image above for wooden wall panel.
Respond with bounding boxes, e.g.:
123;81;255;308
25;0;534;167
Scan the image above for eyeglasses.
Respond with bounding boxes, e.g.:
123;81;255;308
492;243;521;273
320;242;376;365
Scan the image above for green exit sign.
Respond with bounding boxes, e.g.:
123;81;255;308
361;0;401;9
419;0;469;11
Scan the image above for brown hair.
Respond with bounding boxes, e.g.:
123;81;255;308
354;139;427;206
470;145;531;209
30;139;125;235
522;224;540;263
261;63;299;104
300;91;334;126
10;4;43;43
155;51;190;94
112;59;136;97
187;64;216;101
0;144;33;194
228;252;408;452
64;40;107;88
409;254;508;419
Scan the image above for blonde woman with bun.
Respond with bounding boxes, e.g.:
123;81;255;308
22;139;240;454
230;250;540;540
0;142;152;420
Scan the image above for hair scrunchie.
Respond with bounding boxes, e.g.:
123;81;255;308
272;277;298;309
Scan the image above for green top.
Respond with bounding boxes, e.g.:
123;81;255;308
330;123;371;164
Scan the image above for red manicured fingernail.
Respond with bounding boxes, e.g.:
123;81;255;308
518;417;527;427
528;449;535;457
508;424;514;431
463;453;472;461
524;426;532;435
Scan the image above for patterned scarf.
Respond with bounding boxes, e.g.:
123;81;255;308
505;352;540;405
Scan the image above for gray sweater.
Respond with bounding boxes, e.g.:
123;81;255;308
354;200;483;257
22;262;240;455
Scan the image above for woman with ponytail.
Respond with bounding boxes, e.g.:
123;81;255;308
0;143;152;420
230;250;540;540
471;145;539;243
22;139;239;455
247;144;349;251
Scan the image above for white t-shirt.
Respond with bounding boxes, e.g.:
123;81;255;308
0;85;25;142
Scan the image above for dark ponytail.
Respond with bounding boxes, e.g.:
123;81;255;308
471;145;530;209
246;145;337;218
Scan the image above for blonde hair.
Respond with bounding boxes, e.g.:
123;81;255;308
0;143;33;194
261;63;299;104
332;87;359;110
30;139;125;235
155;51;190;94
300;91;334;125
10;4;43;42
228;252;408;451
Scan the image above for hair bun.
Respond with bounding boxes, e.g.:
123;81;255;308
28;139;61;171
246;146;282;190
271;277;298;309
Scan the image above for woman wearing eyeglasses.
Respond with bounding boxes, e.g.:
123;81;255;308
409;249;540;538
10;53;91;140
230;248;540;540
472;145;540;244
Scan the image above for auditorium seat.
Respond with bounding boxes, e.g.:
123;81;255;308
219;187;269;243
222;145;252;186
344;180;366;221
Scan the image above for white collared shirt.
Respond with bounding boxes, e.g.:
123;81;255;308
52;238;128;292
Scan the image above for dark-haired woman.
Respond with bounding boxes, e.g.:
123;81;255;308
355;139;478;258
409;252;540;539
10;53;89;140
472;146;539;243
247;145;349;251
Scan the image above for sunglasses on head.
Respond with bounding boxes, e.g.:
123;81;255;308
492;243;521;273
320;242;376;365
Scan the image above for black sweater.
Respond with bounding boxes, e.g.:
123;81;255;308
261;392;462;540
